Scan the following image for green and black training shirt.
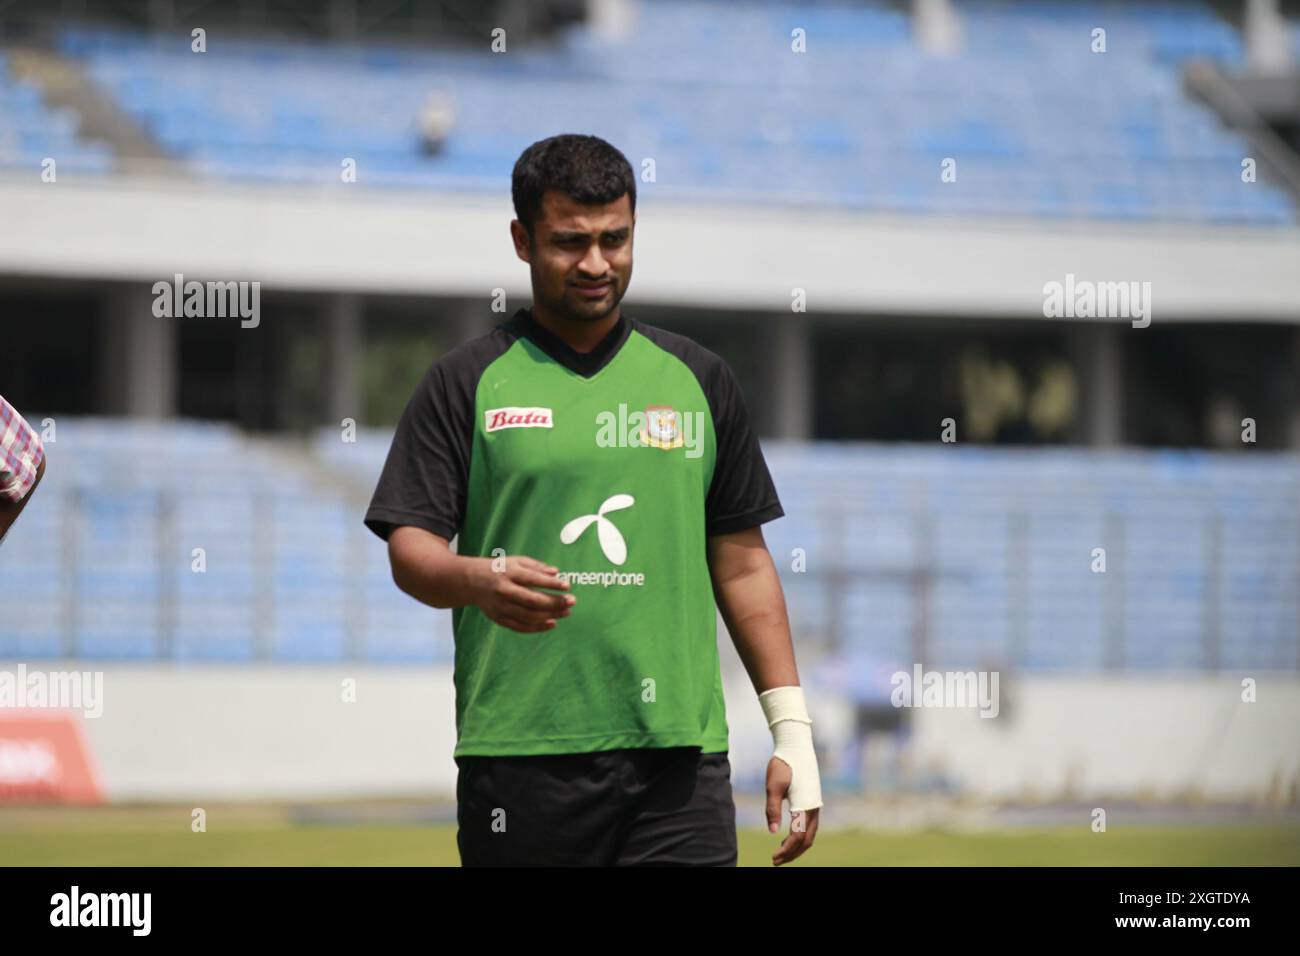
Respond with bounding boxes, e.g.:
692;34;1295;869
364;307;784;758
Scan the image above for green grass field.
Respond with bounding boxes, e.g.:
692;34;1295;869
2;816;1297;866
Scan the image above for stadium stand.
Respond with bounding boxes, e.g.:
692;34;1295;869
5;420;1293;673
0;50;114;174
763;442;1300;673
0;1;1292;223
0;420;451;664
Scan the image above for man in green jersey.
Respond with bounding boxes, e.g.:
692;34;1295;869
365;134;822;866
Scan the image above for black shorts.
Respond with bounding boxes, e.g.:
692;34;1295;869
455;746;738;866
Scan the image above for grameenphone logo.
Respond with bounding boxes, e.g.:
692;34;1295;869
560;493;634;565
555;494;646;587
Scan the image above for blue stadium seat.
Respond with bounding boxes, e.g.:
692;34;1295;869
7;1;1290;223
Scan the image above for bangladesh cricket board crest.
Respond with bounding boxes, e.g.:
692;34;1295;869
639;405;684;450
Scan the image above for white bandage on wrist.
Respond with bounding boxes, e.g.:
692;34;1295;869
758;685;823;812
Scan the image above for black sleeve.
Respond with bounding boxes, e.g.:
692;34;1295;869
702;356;784;536
364;359;474;543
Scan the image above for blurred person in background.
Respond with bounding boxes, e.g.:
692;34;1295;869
418;90;456;157
0;394;45;544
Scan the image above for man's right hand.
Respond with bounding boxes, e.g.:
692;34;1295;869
387;527;575;631
468;554;575;633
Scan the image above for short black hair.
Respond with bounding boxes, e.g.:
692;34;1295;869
512;134;636;238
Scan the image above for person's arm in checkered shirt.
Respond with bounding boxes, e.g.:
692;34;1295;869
0;395;46;543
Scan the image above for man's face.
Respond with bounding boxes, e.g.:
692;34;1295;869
513;191;634;322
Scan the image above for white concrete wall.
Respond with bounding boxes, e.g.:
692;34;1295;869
902;675;1300;801
2;663;457;801
3;661;1296;802
1;175;1298;321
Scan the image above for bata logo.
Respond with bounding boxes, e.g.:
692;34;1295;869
484;406;553;432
